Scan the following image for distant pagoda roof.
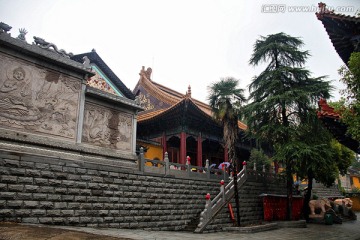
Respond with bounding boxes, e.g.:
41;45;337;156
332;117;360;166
72;51;135;100
316;2;360;65
137;96;223;139
134;66;247;131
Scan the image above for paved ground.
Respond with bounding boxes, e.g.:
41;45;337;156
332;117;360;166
1;217;360;240
0;222;130;240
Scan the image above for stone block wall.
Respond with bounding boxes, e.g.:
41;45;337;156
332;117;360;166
0;151;286;231
207;172;287;229
238;174;287;225
0;151;220;230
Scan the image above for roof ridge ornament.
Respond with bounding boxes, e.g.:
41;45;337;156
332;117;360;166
140;66;152;80
33;36;74;58
0;22;12;34
82;56;91;69
316;2;334;19
185;85;192;98
17;28;28;42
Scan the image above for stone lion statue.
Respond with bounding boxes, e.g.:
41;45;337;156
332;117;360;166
334;198;353;208
309;198;331;216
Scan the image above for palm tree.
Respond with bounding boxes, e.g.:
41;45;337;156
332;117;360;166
245;32;331;220
208;77;246;226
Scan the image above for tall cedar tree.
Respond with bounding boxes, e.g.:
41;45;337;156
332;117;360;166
245;33;331;220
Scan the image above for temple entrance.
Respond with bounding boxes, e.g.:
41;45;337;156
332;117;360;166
202;139;224;168
167;136;180;163
186;136;197;165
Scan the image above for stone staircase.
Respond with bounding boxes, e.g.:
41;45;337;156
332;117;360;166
183;216;200;232
194;166;247;233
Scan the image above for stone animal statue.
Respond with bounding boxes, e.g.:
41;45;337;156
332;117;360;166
0;22;12;33
33;36;50;46
82;56;91;69
309;198;331;215
334;198;353;208
33;36;73;58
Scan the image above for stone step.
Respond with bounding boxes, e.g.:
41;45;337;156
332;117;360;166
223;223;279;233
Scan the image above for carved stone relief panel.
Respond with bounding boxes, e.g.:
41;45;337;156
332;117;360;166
0;53;81;140
82;102;133;152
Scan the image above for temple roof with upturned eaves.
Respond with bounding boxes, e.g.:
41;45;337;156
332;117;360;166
133;66;247;130
316;2;360;65
317;99;359;153
137;96;224;139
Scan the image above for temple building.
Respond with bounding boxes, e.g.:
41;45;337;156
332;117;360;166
316;2;360;153
133;66;252;167
315;5;360;200
316;2;360;65
317;99;359;153
70;50;143;156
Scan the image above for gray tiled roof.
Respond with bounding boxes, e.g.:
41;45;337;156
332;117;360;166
72;51;135;100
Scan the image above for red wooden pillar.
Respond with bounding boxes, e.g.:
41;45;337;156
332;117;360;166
162;133;167;159
197;134;202;167
180;132;187;165
224;146;229;162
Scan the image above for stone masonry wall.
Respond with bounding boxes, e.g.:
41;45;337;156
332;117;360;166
208;171;287;230
0;151;286;231
238;172;287;225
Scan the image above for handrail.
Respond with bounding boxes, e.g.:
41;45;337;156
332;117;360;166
138;148;229;180
194;166;248;233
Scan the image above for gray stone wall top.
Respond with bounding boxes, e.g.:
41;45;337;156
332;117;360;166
0;32;94;77
0;132;137;167
86;87;143;112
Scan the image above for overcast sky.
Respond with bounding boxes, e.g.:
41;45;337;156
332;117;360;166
1;0;359;103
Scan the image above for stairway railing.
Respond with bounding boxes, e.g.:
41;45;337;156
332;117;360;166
194;165;247;233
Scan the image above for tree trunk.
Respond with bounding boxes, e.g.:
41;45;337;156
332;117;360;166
233;160;240;226
286;160;293;221
303;169;313;222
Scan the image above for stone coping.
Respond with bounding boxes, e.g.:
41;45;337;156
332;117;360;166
0;128;137;163
0;32;94;76
86;86;144;111
259;193;304;198
223;223;278;233
223;220;306;233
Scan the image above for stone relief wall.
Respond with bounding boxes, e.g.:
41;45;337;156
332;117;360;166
82;102;133;152
0;53;81;140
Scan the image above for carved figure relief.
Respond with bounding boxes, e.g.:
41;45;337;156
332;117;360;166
137;92;154;111
0;54;81;140
87;70;117;96
82;103;133;152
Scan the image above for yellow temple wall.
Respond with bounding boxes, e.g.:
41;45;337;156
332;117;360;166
138;142;163;166
350;196;360;211
352;176;360;189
